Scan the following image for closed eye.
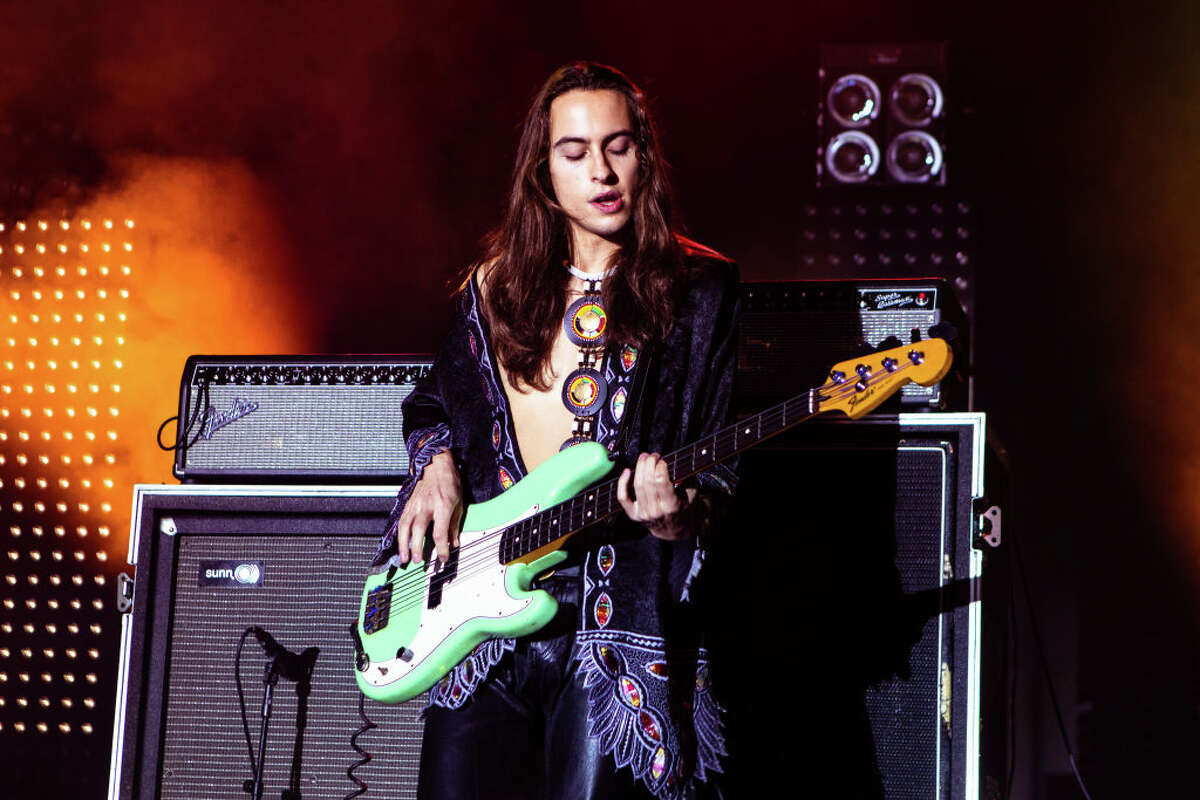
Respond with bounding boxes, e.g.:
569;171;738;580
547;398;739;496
607;135;634;156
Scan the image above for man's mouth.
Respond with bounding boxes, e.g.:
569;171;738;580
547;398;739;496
589;192;623;212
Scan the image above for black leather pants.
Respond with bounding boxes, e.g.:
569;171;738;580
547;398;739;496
416;572;658;800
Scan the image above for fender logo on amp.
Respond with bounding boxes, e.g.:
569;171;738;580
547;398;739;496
198;397;260;440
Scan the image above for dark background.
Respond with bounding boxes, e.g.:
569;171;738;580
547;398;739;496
0;0;1197;797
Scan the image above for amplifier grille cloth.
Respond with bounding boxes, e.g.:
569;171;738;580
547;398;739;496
162;534;422;800
728;438;960;798
864;448;948;799
185;384;414;473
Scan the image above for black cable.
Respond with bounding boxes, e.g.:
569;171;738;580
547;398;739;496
343;692;377;800
236;626;259;777
156;377;211;451
1010;526;1094;800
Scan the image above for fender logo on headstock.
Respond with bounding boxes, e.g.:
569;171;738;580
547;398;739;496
846;386;876;409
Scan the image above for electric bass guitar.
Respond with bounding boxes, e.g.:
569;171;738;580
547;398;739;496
353;339;953;703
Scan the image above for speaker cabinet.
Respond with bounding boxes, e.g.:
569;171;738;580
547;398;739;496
713;413;992;799
108;486;424;800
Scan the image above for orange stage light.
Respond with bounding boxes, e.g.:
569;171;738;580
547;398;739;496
0;155;318;737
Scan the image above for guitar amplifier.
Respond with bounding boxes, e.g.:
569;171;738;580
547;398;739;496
736;279;970;414
108;485;424;800
171;355;432;482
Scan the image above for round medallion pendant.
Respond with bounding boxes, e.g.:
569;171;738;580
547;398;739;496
564;296;608;347
561;367;607;417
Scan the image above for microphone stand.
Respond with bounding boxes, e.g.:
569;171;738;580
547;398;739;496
243;627;320;800
250;657;282;800
283;648;319;800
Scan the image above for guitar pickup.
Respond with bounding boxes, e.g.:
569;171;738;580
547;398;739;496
427;545;460;610
362;583;393;634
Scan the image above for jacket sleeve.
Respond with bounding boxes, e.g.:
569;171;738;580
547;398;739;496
670;257;741;601
618;255;741;599
687;259;741;502
369;332;456;571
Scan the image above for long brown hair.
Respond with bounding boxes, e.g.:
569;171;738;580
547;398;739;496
478;61;683;390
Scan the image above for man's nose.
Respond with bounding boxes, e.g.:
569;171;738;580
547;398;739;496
591;152;616;183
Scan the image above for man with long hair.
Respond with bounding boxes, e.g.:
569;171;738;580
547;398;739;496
372;61;739;799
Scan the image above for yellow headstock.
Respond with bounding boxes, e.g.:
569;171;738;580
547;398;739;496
816;339;954;419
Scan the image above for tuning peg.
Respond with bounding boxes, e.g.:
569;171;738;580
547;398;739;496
928;321;958;342
877;334;904;350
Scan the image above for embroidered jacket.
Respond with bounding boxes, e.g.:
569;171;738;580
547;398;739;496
372;245;740;799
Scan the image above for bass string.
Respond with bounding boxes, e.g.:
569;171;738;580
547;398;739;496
374;389;806;615
378;480;627;616
663;359;921;478
375;359;925;617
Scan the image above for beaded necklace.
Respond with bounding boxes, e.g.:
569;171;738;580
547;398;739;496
560;264;612;449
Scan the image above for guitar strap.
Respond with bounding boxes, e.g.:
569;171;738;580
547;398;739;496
610;339;656;466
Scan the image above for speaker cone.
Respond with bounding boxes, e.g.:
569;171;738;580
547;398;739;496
889;73;944;127
885;131;943;183
826;73;882;128
825;131;881;184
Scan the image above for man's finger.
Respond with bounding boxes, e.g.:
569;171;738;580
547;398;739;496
617;467;635;516
634;454;658;518
393;519;409;564
449;503;464;549
653;458;680;513
408;511;426;564
432;503;451;564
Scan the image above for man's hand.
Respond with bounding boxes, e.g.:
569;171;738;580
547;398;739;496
395;451;463;564
616;452;699;540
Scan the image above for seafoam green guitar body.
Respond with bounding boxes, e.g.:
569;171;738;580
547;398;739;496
355;442;614;704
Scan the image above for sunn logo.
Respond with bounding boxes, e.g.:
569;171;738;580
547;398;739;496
199;560;264;587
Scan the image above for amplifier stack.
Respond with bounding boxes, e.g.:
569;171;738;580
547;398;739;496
110;283;989;799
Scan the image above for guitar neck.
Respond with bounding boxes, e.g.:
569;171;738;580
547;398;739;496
662;388;823;484
500;388;821;563
499;337;951;563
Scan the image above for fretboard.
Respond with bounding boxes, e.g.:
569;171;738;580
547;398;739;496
498;387;822;564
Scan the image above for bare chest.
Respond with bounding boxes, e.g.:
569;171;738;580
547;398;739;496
499;327;586;473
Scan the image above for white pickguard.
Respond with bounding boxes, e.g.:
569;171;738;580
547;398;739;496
361;503;541;689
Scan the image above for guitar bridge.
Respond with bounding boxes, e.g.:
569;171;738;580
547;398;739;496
362;583;393;634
